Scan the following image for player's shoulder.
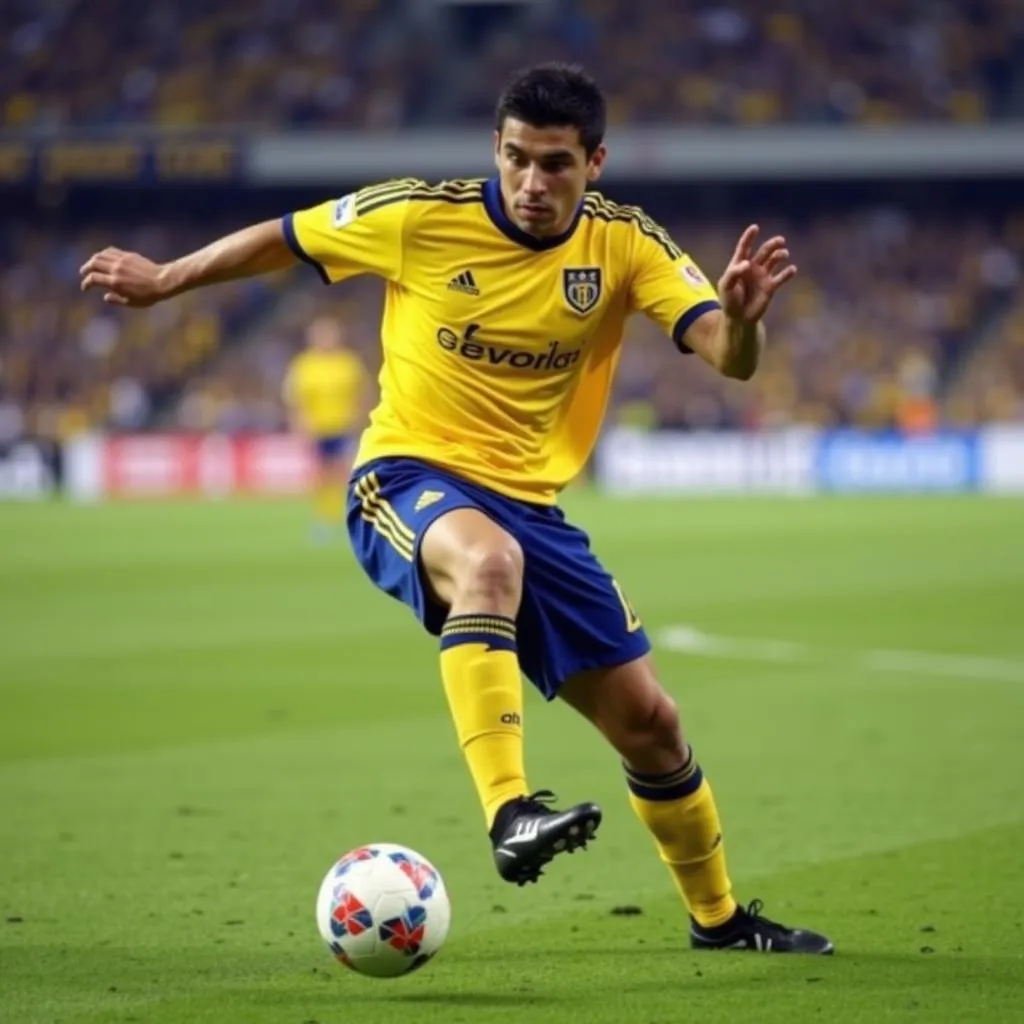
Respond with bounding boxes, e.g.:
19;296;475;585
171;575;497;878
581;190;683;259
352;177;486;218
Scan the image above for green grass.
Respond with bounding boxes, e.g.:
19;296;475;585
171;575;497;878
2;494;1023;1024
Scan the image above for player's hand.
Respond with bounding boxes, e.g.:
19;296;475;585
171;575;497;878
79;248;169;308
717;225;797;324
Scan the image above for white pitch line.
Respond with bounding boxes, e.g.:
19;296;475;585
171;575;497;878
658;625;1024;684
860;649;1024;684
658;626;806;663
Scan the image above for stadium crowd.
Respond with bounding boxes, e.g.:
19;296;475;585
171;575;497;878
3;0;1023;129
0;221;276;444
3;1;1024;445
458;0;1024;125
6;204;1019;446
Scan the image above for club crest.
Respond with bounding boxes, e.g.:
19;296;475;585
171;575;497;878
563;267;602;315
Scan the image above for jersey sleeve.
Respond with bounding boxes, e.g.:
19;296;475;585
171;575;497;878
628;217;721;352
282;179;419;285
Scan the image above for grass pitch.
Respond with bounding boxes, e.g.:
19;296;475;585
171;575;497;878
2;494;1023;1023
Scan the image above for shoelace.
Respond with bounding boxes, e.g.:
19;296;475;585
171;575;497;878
743;898;788;938
518;789;557;813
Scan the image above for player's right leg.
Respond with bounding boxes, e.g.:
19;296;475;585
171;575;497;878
420;510;601;885
346;459;599;887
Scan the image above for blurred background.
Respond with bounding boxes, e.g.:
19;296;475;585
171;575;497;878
2;0;1024;497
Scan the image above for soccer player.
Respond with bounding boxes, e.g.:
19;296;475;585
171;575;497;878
283;316;369;538
80;63;832;955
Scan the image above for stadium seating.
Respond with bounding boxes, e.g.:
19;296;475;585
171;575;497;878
458;0;1024;126
3;0;1022;129
0;222;277;439
3;204;1021;441
3;0;1022;441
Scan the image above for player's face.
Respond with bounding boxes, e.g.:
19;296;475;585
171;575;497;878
495;119;606;238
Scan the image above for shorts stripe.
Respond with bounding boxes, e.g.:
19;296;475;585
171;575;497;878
356;473;415;561
358;473;415;558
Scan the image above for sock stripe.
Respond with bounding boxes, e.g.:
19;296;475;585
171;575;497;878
626;759;698;787
440;631;517;653
440;614;517;653
444;614;516;629
442;627;516;642
443;620;516;631
625;757;704;802
442;617;516;638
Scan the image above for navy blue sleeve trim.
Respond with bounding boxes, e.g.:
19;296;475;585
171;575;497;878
671;300;721;353
282;213;330;285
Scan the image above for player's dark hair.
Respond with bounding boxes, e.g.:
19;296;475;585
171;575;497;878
495;62;606;156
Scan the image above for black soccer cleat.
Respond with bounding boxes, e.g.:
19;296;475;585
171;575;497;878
690;899;834;954
489;789;602;886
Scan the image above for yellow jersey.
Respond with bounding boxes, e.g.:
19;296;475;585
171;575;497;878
283;177;720;503
283;348;367;437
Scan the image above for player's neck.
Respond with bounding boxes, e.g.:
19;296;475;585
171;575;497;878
483;178;583;253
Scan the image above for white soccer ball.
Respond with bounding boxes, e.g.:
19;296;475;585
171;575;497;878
315;843;451;978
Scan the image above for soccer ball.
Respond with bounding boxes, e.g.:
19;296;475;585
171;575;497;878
315;843;451;978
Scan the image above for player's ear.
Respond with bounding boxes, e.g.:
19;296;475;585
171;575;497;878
586;144;607;184
493;129;502;171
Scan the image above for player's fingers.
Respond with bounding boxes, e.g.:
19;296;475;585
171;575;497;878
754;236;787;264
720;260;751;289
82;271;117;291
80;254;111;275
103;292;129;306
764;249;791;272
768;265;798;290
80;248;128;273
732;225;759;261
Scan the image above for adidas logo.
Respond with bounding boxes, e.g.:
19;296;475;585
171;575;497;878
447;270;480;296
504;820;541;845
414;489;445;512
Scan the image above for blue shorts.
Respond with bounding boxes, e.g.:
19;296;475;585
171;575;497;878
315;435;352;461
346;457;651;700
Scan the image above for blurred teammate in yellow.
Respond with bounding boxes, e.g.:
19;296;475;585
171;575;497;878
283;316;368;537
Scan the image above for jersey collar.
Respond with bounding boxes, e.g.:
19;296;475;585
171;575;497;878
482;178;584;252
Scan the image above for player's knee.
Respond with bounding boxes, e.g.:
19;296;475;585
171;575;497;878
454;538;524;612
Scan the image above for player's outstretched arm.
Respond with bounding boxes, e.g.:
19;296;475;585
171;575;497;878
79;219;296;308
682;224;796;381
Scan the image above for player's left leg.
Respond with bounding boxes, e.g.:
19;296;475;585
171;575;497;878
558;658;834;954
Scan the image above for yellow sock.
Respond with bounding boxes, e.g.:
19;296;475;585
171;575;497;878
439;614;528;828
626;754;737;928
314;481;343;525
